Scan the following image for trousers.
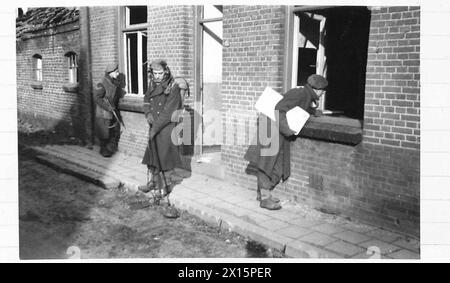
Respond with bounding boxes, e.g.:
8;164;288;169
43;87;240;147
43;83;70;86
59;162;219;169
257;145;284;196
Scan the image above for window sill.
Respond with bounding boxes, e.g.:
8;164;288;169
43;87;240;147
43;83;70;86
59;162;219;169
30;82;43;90
298;116;363;145
118;94;144;113
62;83;79;93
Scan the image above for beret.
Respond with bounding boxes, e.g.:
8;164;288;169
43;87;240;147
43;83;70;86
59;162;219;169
150;59;167;70
105;63;118;74
307;74;328;90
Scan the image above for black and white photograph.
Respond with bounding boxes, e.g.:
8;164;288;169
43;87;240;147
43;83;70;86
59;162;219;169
15;3;421;260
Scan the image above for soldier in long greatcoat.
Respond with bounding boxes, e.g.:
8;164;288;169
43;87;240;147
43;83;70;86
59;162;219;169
244;74;328;210
139;60;184;196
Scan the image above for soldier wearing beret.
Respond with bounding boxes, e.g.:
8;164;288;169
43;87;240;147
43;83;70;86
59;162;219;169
139;60;184;197
93;63;125;157
245;74;328;210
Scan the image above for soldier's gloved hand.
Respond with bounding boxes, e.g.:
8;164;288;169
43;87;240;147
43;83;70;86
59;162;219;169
146;114;155;125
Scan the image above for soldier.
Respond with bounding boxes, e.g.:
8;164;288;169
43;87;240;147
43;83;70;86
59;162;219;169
94;63;125;157
138;59;184;200
245;74;328;210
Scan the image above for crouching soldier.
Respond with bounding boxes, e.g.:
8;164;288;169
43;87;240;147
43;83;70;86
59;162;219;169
94;63;125;157
244;74;328;210
138;60;185;210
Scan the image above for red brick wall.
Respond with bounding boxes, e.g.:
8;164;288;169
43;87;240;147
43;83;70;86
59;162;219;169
221;6;420;237
16;22;82;136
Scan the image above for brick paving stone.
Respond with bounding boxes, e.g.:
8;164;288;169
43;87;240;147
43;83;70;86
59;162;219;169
285;240;343;258
253;207;304;222
286;217;319;228
365;228;402;243
333;230;371;244
298;232;338;247
358;239;402;255
222;195;251;204
392;238;420;253
351;252;387;260
206;202;251;217
237;199;261;210
194;195;228;206
342;222;378;234
386;249;420;259
227;220;290;252
255;218;291;232
311;223;347;235
239;212;273;226
277;226;314;240
182;190;209;200
325;241;366;257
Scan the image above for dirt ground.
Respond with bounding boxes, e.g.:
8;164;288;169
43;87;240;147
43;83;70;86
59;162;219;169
18;121;283;259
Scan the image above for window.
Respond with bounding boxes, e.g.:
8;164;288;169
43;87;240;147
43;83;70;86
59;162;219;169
120;6;148;95
33;54;42;81
65;52;78;83
287;6;370;120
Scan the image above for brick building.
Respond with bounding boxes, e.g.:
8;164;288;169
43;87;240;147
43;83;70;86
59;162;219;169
16;5;420;237
16;8;84;137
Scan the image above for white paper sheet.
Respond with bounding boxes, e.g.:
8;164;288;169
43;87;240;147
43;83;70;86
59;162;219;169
286;106;310;135
255;87;283;121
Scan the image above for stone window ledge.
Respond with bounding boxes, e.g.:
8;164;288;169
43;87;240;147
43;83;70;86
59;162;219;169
62;82;79;93
298;116;363;145
30;82;43;89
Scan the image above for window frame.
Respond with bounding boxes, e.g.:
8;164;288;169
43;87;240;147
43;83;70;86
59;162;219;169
118;6;149;97
283;6;364;145
33;54;43;82
65;52;78;84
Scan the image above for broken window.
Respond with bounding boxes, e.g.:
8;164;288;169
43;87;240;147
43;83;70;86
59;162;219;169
121;6;148;95
290;6;371;119
65;52;78;83
33;54;42;82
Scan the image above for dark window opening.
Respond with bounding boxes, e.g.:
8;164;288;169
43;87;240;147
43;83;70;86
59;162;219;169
127;6;147;25
294;6;371;120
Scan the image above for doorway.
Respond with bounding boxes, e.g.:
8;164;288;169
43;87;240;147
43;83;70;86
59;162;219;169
192;5;225;178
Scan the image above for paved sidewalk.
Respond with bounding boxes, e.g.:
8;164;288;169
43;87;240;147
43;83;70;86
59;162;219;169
28;144;420;259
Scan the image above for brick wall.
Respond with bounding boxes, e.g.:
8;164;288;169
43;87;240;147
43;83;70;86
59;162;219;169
221;5;286;188
364;6;420;150
16;22;82;136
146;5;195;105
89;7;119;88
221;6;420;237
